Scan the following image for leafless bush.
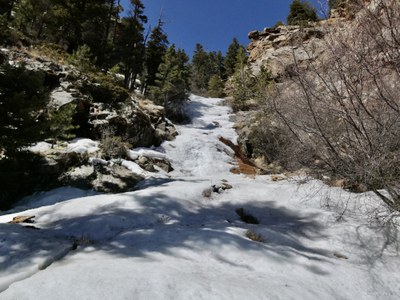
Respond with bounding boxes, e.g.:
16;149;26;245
245;229;266;243
269;0;400;211
247;115;293;164
236;208;260;224
100;128;129;160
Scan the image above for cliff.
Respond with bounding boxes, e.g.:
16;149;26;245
246;0;379;79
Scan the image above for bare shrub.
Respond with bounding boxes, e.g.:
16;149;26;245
236;208;260;224
100;128;129;160
248;115;292;164
245;229;266;243
268;0;400;211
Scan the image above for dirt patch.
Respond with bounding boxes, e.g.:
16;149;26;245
219;136;260;175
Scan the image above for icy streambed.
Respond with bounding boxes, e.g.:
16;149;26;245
0;95;399;299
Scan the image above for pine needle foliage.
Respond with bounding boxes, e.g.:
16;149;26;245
149;45;190;122
48;103;78;147
0;62;50;156
287;0;318;26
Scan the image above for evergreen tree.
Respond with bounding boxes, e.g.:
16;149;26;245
115;0;147;89
0;62;79;155
253;65;273;103
0;0;15;20
0;62;50;156
149;45;190;121
80;1;111;64
273;20;285;28
230;47;254;111
12;0;114;62
143;18;169;94
208;50;226;80
13;0;53;39
207;75;225;98
224;38;241;77
0;11;11;43
48;103;78;147
69;44;94;72
100;0;119;65
190;43;212;95
287;0;318;26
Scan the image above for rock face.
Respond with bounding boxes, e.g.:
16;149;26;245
87;101;161;147
247;25;326;78
0;47;177;203
240;0;394;177
0;47;177;148
138;99;178;142
246;0;379;79
241;19;341;170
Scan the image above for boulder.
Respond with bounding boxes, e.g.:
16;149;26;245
60;163;143;193
92;164;143;193
139;99;178;141
134;155;174;173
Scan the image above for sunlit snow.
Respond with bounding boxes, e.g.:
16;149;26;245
0;95;399;299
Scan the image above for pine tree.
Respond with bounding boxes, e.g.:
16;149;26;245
99;0;118;65
207;75;225;98
143;18;169;94
231;47;254;111
0;11;11;43
115;0;147;89
69;44;94;72
48;103;78;147
80;1;111;64
149;45;190;121
190;43;212;95
13;0;53;39
0;0;15;20
209;51;226;80
224;38;241;77
0;62;50;156
287;0;318;26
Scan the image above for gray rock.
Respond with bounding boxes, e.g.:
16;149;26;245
247;25;326;78
134;156;173;173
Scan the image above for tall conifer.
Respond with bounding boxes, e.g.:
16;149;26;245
143;18;169;94
224;38;241;77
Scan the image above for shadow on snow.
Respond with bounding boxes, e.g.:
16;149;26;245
2;187;336;278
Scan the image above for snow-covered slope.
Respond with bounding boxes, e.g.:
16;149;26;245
0;95;399;299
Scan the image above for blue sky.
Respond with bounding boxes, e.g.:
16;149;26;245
121;0;325;56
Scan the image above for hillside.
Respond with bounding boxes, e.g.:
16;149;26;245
235;0;400;211
1;0;400;299
1;96;399;299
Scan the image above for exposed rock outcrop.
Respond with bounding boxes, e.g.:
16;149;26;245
247;25;326;78
0;47;177;203
61;163;143;193
138;99;178;142
0;47;177;148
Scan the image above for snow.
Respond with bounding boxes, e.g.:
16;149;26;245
66;138;99;154
28;138;99;155
121;160;167;179
10;187;99;213
28;141;52;153
0;95;399;299
128;148;168;161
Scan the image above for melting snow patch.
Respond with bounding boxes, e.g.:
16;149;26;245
66;138;99;154
128;148;167;160
28;142;52;153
